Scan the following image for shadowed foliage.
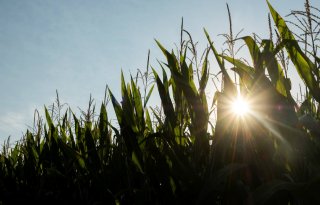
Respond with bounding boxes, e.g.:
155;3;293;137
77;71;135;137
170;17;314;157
1;1;320;204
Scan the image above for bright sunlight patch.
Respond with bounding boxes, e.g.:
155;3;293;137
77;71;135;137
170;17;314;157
231;96;249;116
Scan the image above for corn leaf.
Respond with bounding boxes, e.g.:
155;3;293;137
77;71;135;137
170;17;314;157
152;68;176;127
144;84;154;108
109;89;123;125
99;103;109;147
205;29;237;95
261;39;288;97
199;49;210;93
268;1;320;102
241;36;263;73
131;77;144;130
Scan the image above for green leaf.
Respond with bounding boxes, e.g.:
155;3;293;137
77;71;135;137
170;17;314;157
221;55;255;76
131;77;144;129
99;103;109;147
109;89;123;125
44;107;54;127
268;1;320;102
150;107;164;126
199;49;210;93
152;68;176;127
57;137;86;169
241;36;263;73
121;72;135;126
170;176;176;193
204;29;237;95
145;109;153;133
156;40;179;73
132;151;143;173
261;39;288;97
85;127;100;170
144;84;154;108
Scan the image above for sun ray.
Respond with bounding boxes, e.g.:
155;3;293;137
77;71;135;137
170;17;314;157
231;95;250;116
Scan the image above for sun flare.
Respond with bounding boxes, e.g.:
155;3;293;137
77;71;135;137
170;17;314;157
232;96;250;116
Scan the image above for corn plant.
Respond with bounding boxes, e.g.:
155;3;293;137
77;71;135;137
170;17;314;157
1;1;320;204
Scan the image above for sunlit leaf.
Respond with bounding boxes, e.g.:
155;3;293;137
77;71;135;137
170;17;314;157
268;1;320;102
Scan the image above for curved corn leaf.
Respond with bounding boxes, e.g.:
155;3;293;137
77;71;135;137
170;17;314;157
241;36;263;73
221;55;254;90
120;72;137;130
156;39;210;163
150;107;164;126
157;43;207;134
268;1;320;102
84;127;100;170
45;107;54;127
261;39;288;97
145;108;153;133
199;49;210;94
99;103;109;147
204;29;237;95
109;89;123;125
131;76;144;131
156;40;179;73
221;55;255;76
132;151;143;173
144;84;154;108
152;68;176;127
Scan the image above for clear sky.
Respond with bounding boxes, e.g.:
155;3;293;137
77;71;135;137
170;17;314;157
0;0;318;143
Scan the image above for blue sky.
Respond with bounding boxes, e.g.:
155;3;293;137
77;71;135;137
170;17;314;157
0;0;318;143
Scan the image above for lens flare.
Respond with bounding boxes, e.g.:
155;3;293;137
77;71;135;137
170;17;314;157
232;96;249;116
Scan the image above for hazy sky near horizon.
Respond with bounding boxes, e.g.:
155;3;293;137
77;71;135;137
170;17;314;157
0;0;318;143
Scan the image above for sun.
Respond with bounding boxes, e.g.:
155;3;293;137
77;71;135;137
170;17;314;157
232;96;250;116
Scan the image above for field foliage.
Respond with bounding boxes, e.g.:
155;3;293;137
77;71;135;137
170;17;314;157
1;1;320;204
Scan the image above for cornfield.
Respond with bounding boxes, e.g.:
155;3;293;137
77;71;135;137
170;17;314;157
1;1;320;204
